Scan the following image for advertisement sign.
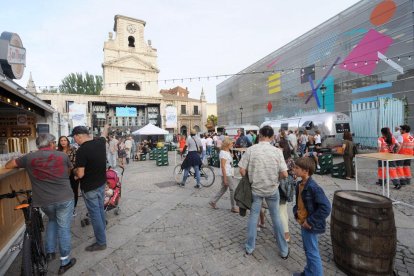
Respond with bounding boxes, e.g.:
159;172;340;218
165;105;177;128
68;103;87;127
0;32;26;79
116;107;137;117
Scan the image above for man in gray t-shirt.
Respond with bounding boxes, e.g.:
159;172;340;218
5;133;76;273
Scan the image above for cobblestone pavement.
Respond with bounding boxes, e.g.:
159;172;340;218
6;152;414;276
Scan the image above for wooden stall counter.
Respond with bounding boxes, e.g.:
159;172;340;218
0;167;31;266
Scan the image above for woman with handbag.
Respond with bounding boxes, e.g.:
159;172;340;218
342;131;355;180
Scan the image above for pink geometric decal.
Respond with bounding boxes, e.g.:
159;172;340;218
340;29;393;75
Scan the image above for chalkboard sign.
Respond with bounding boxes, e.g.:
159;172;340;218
37;124;50;134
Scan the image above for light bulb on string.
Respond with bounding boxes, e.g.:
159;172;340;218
376;60;379;64
409;56;412;60
397;57;400;61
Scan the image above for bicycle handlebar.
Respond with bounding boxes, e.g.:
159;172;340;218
0;190;32;200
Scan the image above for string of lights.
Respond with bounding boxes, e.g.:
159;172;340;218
30;54;414;91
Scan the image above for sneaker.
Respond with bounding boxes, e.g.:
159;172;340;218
281;248;290;260
72;210;77;217
316;164;321;169
46;252;56;262
244;250;252;257
194;185;201;189
58;258;76;275
85;243;107;252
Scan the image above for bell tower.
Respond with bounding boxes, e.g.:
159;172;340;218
101;15;160;97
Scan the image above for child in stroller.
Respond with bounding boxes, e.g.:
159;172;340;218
81;167;123;227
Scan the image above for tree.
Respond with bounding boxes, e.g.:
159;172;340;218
59;72;103;95
206;114;218;131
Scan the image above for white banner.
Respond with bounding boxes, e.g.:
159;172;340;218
165;105;177;128
68;103;87;127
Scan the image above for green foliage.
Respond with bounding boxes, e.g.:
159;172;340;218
207;114;218;126
59;72;103;95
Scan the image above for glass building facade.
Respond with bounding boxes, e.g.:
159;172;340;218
217;0;414;127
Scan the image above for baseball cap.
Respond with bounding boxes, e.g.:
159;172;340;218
69;126;89;137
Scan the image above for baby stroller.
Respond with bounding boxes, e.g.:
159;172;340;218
80;167;124;227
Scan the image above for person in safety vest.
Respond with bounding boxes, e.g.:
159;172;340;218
396;124;414;189
377;127;401;187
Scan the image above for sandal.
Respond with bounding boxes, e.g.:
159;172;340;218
209;202;217;209
231;207;239;213
345;177;351;180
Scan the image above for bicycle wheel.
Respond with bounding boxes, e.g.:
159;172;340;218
199;166;215;187
21;231;33;276
31;209;47;276
173;164;184;184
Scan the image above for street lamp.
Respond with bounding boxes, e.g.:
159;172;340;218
320;84;327;110
240;106;243;124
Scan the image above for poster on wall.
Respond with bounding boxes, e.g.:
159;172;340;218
165;105;177;128
68;103;87;127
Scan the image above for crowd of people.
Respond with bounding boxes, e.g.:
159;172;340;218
4;122;413;275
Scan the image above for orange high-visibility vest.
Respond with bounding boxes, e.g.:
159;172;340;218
398;133;414;155
378;136;397;153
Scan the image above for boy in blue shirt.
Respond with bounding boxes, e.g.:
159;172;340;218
292;157;331;276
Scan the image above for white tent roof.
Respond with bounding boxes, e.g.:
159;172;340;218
131;123;169;135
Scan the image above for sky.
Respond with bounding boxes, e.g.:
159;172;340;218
2;0;361;103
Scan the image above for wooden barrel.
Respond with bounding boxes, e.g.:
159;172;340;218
330;190;396;276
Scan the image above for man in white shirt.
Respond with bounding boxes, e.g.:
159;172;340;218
200;134;207;163
108;136;118;168
288;130;298;158
206;134;214;156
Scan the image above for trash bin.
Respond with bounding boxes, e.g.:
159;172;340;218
331;190;396;276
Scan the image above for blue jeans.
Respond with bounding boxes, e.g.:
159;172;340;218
41;199;74;266
201;150;206;163
82;185;107;245
300;144;306;156
182;165;201;186
301;228;323;276
246;190;288;256
206;146;212;156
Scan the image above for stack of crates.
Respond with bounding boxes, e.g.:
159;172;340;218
149;149;156;160
315;153;333;175
170;144;177;152
140;153;147;161
156;147;169;166
331;162;346;179
208;148;220;168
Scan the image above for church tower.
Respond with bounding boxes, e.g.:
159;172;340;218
26;72;37;93
101;15;160;97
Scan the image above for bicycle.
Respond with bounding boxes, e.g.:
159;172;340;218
173;164;216;187
0;189;47;276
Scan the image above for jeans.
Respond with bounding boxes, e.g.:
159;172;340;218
41;199;74;266
211;176;236;208
300;144;306;156
206;146;212;156
108;152;117;168
301;228;323;276
246;190;288;256
201;150;206;163
82;185;107;245
182;165;200;186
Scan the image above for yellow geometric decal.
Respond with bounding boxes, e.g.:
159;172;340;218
268;73;281;94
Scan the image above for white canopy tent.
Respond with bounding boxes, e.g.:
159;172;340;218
131;123;169;135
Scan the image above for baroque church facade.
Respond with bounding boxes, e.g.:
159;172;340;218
34;15;208;135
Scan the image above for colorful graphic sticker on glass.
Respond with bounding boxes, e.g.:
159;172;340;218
300;65;315;84
116;107;137;117
268;73;281;94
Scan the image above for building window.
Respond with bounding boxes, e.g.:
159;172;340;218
126;82;140;91
43;100;51;105
65;101;74;112
128;36;135;47
181;105;186;115
193;106;199;115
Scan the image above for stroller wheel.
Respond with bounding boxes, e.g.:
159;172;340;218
114;207;120;215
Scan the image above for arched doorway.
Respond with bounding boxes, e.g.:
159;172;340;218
180;125;187;136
